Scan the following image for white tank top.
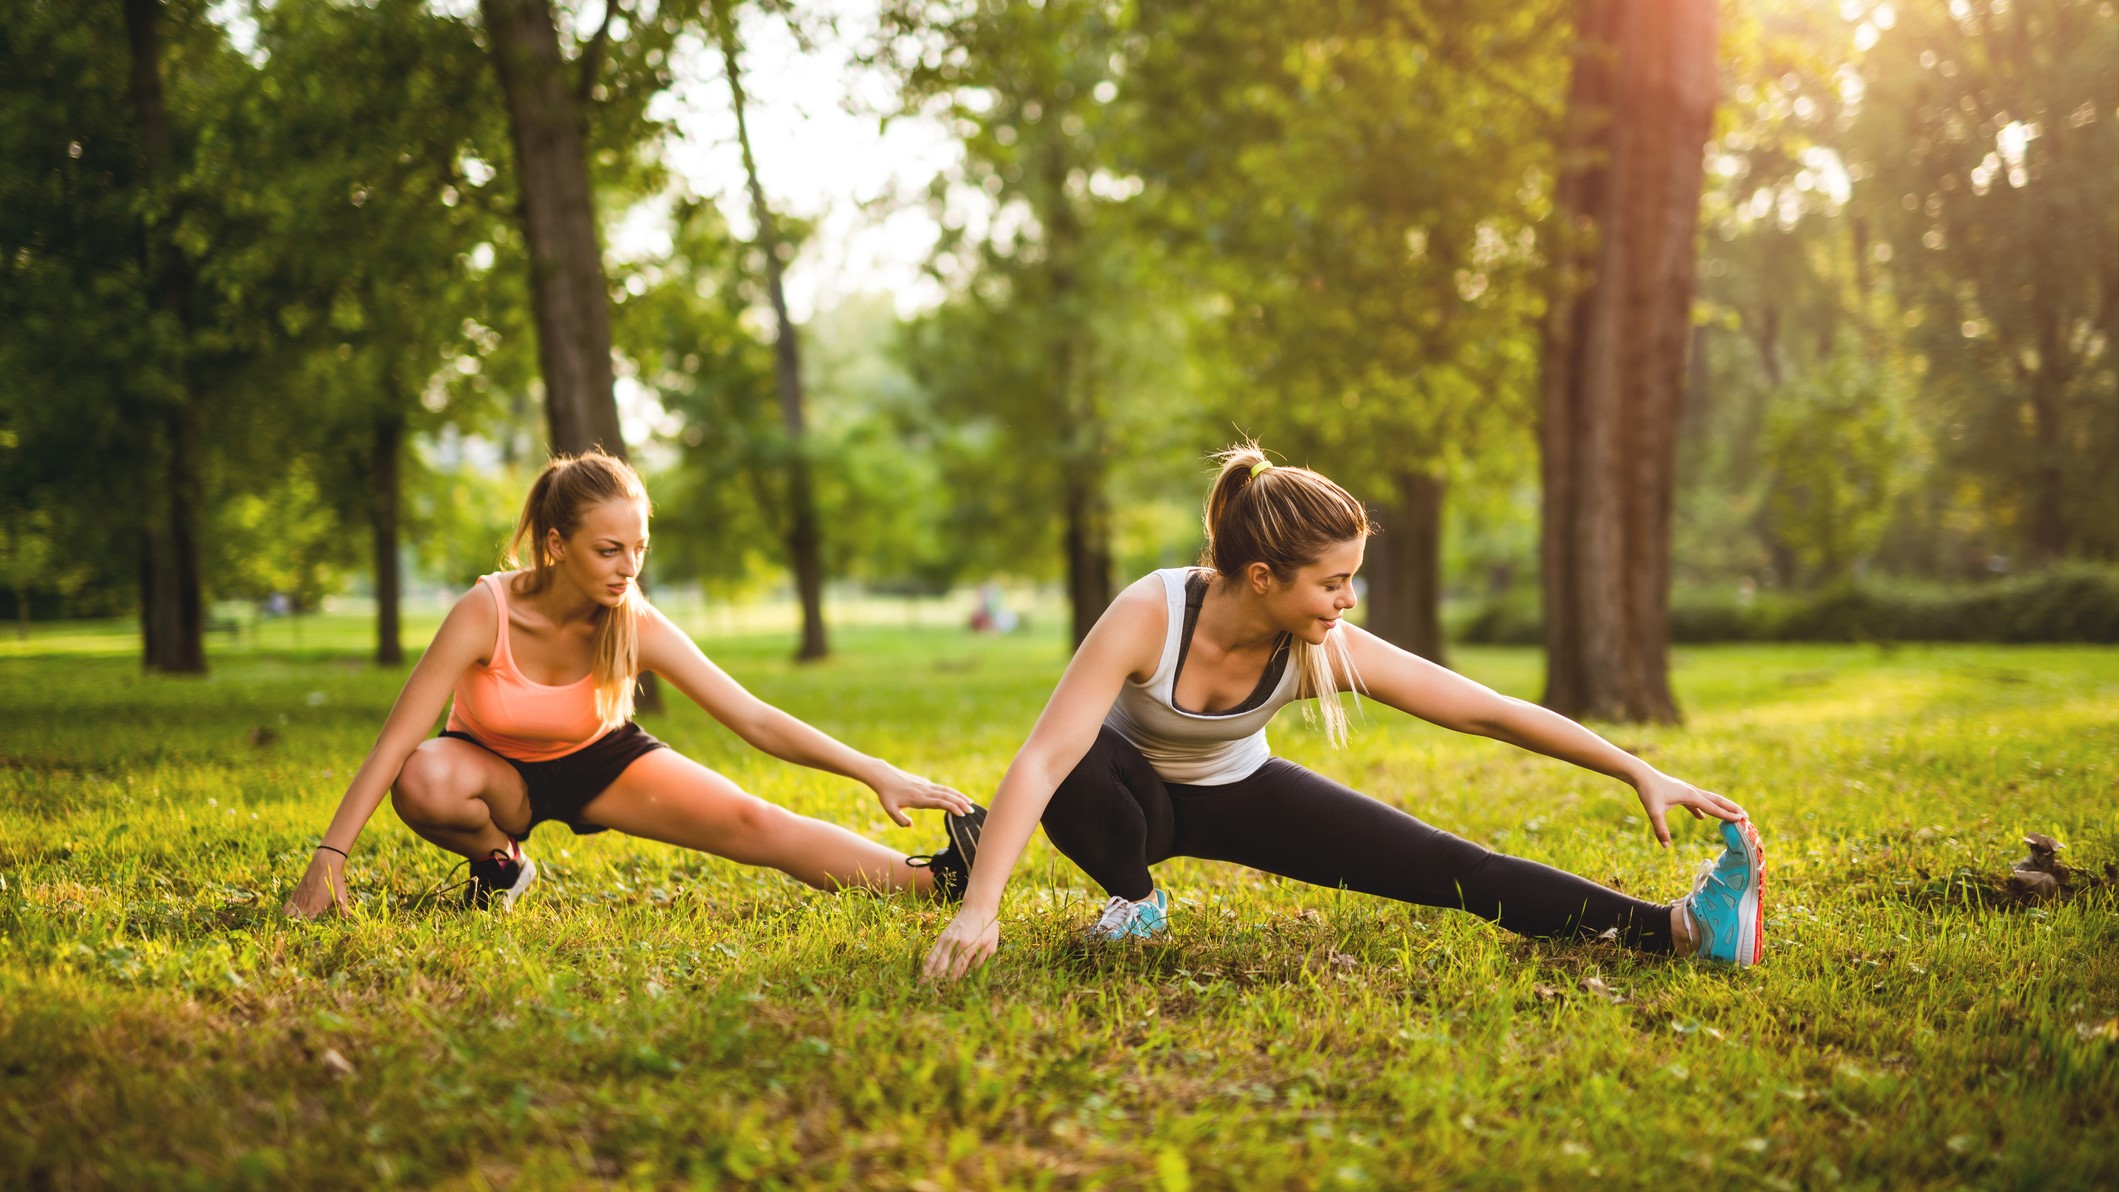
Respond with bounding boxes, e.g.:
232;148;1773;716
1104;568;1303;785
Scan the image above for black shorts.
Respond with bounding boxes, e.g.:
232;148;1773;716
438;722;668;837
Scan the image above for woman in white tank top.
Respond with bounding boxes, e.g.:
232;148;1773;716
923;444;1767;980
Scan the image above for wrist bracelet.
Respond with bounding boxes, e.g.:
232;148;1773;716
315;843;348;859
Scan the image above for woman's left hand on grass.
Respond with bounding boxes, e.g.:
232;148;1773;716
281;849;352;919
871;765;975;827
1633;771;1746;848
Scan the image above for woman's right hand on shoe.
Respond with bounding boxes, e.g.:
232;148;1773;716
922;908;999;983
282;849;352;919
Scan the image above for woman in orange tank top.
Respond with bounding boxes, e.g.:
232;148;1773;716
283;452;983;916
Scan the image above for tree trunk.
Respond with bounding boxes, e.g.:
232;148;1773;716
1362;472;1448;665
480;0;623;459
2023;314;2071;564
714;2;827;662
1040;137;1111;648
371;408;405;666
1538;0;1716;724
482;0;661;709
125;0;206;675
1062;466;1113;648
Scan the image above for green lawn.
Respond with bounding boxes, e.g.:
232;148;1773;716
2;623;2115;1188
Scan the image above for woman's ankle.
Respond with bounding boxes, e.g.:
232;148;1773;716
1669;903;1700;957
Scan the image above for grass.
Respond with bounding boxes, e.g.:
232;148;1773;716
1;620;2115;1189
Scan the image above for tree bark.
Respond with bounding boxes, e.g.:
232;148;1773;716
1538;0;1716;724
1362;472;1448;665
125;0;205;675
481;0;660;709
714;2;828;662
2023;313;2071;564
1041;138;1112;648
371;408;405;667
1062;464;1113;649
480;0;623;458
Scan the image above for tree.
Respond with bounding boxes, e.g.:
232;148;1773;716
478;0;628;458
1127;0;1566;664
252;0;513;665
1538;0;1719;723
1761;346;1920;582
124;0;209;673
1;0;273;674
710;0;828;660
479;0;695;706
1848;0;2119;565
880;0;1148;646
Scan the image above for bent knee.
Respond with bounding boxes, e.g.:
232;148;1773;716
391;744;476;822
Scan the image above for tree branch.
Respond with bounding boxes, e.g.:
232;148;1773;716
576;0;622;108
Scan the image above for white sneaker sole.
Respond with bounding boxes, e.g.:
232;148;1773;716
494;855;538;910
1730;819;1764;966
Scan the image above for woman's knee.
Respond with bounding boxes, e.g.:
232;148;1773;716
391;744;476;824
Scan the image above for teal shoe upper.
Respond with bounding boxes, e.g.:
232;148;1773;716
1126;889;1169;938
1686;819;1761;964
1091;889;1169;941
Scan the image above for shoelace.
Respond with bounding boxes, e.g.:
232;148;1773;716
1092;895;1140;935
418;847;516;908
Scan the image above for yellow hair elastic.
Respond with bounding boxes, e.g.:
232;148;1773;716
1249;460;1274;478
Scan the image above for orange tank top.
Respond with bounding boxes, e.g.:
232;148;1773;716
445;573;614;762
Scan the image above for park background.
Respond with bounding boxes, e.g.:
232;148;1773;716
2;0;2116;1187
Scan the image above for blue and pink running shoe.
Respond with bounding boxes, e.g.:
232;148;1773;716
1684;818;1765;965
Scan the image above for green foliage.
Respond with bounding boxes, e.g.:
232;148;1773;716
1762;345;1922;583
883;0;1210;589
207;459;353;610
1686;0;2119;588
1460;567;2119;645
403;452;531;590
1;633;2115;1184
1126;0;1562;506
610;195;782;590
1849;0;2119;563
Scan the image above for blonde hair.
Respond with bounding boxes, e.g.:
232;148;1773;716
1200;442;1377;746
504;451;651;726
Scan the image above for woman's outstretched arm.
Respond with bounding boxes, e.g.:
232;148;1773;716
1338;625;1746;847
922;579;1165;982
282;586;497;918
637;604;972;825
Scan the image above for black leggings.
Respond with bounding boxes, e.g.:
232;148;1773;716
1041;726;1676;952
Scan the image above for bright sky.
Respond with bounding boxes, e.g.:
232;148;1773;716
215;1;960;325
628;0;959;323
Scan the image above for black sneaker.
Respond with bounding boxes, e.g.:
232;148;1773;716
908;803;986;901
463;842;537;910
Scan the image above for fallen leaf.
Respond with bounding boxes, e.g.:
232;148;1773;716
1533;983;1563;1001
1328;950;1357;971
1581;976;1625;1004
320;1048;354;1079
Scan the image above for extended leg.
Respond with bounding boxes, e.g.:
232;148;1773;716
579;748;937;896
1170;760;1677;951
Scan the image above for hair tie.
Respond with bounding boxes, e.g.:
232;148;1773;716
1249;460;1274;478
